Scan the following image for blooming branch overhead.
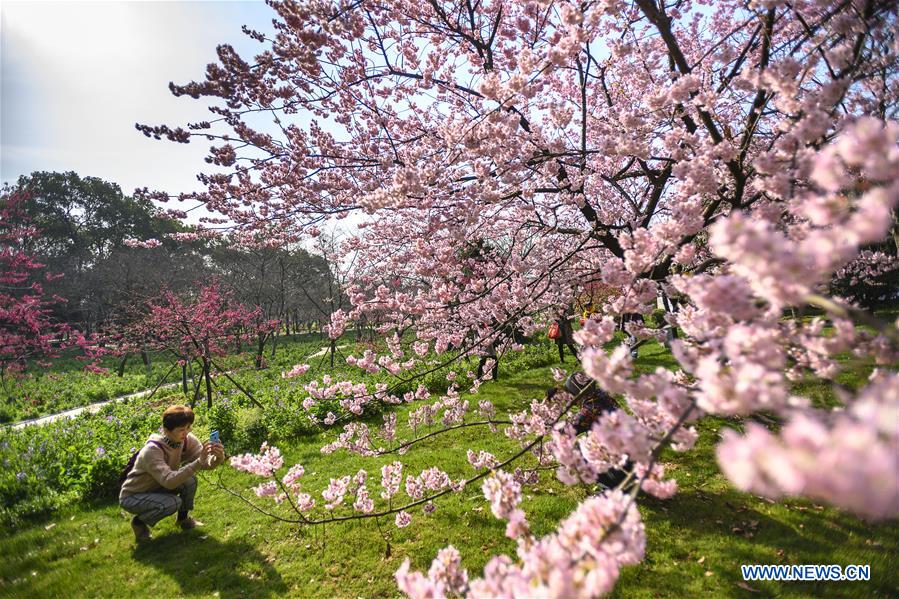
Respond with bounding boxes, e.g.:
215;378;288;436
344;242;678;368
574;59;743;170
142;0;898;596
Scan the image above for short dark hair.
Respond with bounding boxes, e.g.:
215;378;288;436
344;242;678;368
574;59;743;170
162;405;195;431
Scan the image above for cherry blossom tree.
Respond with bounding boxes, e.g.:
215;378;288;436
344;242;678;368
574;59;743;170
1;190;110;361
0;190;68;379
0;190;109;412
141;0;898;595
829;246;899;306
119;282;277;408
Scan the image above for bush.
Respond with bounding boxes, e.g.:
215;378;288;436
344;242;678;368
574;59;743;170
0;399;160;527
646;308;668;329
207;400;239;447
233;407;270;454
262;403;315;443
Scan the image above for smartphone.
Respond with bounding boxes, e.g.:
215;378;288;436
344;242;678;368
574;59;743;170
210;430;220;444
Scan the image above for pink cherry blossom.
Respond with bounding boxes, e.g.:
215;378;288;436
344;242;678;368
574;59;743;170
395;511;413;528
141;1;899;594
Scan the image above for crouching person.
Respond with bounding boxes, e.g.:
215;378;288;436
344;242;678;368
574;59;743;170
563;372;632;490
120;405;224;541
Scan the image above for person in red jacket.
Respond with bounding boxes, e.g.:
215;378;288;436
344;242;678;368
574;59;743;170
553;306;578;363
119;405;224;541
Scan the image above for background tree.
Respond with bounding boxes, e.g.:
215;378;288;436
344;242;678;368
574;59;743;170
0;190;107;413
125;282;273;408
209;238;333;364
828;237;899;308
8;171;210;334
0;190;67;379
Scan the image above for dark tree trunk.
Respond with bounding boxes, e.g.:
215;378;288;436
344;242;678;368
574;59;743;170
203;336;213;407
203;358;213;408
255;335;266;369
140;344;151;376
190;372;202;409
477;354;499;381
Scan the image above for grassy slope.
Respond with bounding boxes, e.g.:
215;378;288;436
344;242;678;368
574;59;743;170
1;344;897;598
2;333;332;423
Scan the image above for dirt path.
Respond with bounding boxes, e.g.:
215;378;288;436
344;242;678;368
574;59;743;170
6;381;182;430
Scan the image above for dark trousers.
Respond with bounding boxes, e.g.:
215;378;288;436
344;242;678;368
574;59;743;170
557;342;578;363
120;476;197;526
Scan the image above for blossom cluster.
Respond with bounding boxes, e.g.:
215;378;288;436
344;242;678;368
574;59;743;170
281;363;310;379
230;442;284;477
397;491;645;598
717;371;899;520
230;444;458;525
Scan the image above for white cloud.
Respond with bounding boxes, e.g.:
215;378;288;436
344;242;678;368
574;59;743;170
1;1;273;200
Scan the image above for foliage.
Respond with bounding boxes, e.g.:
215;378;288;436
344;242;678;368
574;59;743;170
0;190;69;376
138;0;899;595
0;398;162;527
7;171;202;330
645;308;668;330
0;189;106;396
206;401;239;449
208;240;336;335
3;363;897;597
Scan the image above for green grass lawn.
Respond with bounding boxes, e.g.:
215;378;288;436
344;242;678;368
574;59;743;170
1;333;339;424
1;342;897;598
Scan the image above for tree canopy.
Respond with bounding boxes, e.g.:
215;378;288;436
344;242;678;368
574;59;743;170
32;0;899;596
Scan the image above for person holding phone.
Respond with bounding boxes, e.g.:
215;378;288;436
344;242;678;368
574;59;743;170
120;405;225;541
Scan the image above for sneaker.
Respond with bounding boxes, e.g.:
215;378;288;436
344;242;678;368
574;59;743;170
131;517;151;542
176;516;204;530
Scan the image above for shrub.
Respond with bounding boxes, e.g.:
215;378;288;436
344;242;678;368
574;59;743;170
646;308;668;329
0;399;160;527
263;401;315;443
207;400;239;447
233;407;270;453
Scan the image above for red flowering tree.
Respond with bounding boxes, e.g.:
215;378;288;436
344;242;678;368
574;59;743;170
0;191;68;380
141;1;898;595
127;283;277;408
0;191;107;380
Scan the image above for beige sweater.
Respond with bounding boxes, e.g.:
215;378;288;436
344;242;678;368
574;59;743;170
120;432;212;499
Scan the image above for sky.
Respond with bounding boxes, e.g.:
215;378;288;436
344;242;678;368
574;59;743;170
1;0;276;202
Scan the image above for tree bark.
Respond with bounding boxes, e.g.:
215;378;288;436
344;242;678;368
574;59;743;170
203;358;213;408
203;336;213;407
140;344;151;376
255;334;266;369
